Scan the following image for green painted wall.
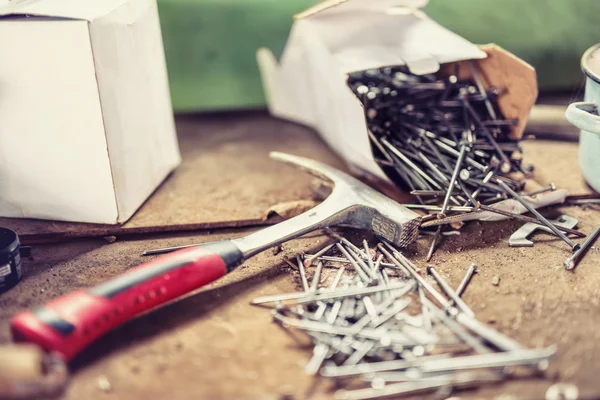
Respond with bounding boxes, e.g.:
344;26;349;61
157;0;599;111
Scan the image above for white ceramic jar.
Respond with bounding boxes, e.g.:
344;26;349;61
565;44;600;193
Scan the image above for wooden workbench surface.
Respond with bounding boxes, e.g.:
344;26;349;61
1;112;599;399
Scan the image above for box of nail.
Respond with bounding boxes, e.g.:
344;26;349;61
258;0;538;200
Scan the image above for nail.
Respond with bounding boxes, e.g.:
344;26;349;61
376;244;410;278
367;130;394;163
292;281;413;306
422;297;490;354
468;61;497;120
402;204;475;212
410;190;447;197
419;131;453;173
455;313;523;352
378;244;451;309
327;298;343;325
297;255;310;292
343;341;375;367
328;231;369;259
313;302;328;320
382;138;442;190
420;346;556;372
348;246;378;281
314;267;346;319
417;285;433;332
426;226;442;262
305;243;335;266
334;371;502;400
369;298;411;328
336;243;371;283
362;295;378;321
363;240;374;271
455;264;478;297
440;144;468;217
462;100;511;173
310;261;323;293
142;243;198;256
303;255;397;268
416;152;451;185
564;226;600;270
522;183;556;197
274;311;421;345
434;139;487;172
330;267;346;290
495;179;579;250
305;343;328;375
320;353;451;377
426;266;475;317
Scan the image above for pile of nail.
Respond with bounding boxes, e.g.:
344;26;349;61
252;238;556;400
348;63;527;207
346;65;590;259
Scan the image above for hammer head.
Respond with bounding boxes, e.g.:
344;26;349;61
270;152;421;248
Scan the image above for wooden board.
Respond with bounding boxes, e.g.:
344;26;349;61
1;112;599;399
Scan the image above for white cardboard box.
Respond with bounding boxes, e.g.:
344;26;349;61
257;0;536;184
0;0;181;224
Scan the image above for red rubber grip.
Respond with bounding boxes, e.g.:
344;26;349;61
11;243;242;361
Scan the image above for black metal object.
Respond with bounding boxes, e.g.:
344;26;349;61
0;227;29;294
347;66;526;207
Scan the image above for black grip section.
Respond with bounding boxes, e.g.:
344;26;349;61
203;241;244;272
31;306;75;336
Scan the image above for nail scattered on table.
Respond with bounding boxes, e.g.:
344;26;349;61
253;237;554;399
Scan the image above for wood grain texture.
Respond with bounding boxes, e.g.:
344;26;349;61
0;112;347;244
1;113;599;400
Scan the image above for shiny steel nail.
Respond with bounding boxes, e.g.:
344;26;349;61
297;255;310;292
523;183;556;197
320;354;452;377
305;343;329;375
378;244;451;309
564;226;600;270
440;144;468;217
305;243;335;266
304;255;395;268
455;313;523;352
496;179;579;250
337;243;371;282
455;264;477;297
382;138;443;190
426;226;441;262
426;266;474;317
422;297;489;354
310;261;324;293
343;341;375;367
420;346;556;372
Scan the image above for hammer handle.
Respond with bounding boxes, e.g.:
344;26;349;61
10;242;243;362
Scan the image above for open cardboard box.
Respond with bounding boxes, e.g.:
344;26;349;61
258;0;537;197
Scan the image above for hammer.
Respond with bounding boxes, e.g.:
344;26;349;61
10;152;421;361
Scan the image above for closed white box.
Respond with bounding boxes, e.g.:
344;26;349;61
0;0;181;224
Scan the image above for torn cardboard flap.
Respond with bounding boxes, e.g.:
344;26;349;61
443;44;537;140
257;0;536;184
294;0;429;20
